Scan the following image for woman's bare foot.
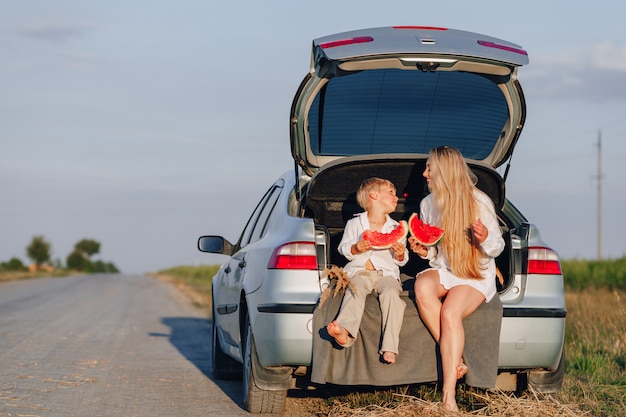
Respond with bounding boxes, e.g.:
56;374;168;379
443;401;460;414
382;351;396;364
442;392;460;413
456;361;468;379
326;321;349;345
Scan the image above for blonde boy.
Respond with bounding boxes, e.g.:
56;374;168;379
326;178;409;363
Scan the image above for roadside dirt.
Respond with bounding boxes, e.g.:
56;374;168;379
150;273;212;313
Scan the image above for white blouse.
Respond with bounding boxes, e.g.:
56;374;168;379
419;189;505;302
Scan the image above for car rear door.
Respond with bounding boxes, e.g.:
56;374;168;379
216;182;285;350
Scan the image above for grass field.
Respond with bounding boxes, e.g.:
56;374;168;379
0;269;72;282
154;258;626;416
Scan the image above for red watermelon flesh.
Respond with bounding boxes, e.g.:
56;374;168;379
362;220;408;249
408;213;444;246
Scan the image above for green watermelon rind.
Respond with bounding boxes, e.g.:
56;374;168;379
408;213;444;247
362;220;408;250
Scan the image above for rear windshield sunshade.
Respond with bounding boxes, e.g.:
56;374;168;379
307;69;508;159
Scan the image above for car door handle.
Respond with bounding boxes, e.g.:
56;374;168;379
224;266;231;273
238;260;246;268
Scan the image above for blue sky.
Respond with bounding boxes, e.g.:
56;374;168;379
2;1;625;274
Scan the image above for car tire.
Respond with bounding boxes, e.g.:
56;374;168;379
211;304;242;379
527;346;565;394
242;314;287;413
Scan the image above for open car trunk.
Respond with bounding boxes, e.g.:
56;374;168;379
302;158;513;291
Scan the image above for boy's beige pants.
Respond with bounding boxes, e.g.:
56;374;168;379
335;269;406;355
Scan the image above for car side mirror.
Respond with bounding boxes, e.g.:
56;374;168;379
197;235;233;255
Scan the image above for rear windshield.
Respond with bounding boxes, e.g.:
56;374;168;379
307;69;508;159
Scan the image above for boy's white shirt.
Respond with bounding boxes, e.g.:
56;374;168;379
339;212;409;280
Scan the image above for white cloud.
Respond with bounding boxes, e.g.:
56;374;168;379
522;41;626;101
590;41;626;71
15;20;93;43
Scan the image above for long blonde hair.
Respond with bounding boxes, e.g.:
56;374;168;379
427;146;484;280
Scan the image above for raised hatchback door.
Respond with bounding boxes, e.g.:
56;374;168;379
290;26;528;175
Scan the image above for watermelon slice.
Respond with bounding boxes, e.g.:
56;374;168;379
362;220;408;249
408;213;444;246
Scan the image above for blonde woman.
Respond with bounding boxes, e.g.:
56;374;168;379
409;146;505;412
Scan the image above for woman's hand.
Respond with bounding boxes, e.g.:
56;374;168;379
472;218;488;243
408;236;428;257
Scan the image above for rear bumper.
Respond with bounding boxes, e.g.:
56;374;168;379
498;307;566;370
246;267;321;367
252;305;316;366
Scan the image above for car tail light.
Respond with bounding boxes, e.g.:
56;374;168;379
319;36;373;49
477;40;528;56
268;242;318;270
392;26;448;31
527;246;562;275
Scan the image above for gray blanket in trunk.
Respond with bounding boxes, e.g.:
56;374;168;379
311;274;502;388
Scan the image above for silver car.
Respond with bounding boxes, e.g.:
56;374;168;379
198;26;566;413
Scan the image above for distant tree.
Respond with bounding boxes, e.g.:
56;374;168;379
0;257;27;271
74;239;100;258
91;260;120;273
26;235;51;269
66;238;118;274
66;249;88;271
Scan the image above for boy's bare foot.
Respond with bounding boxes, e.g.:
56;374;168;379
326;321;349;345
456;361;468;379
382;351;396;364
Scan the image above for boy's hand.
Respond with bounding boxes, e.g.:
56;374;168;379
353;239;372;254
408;236;428;257
391;241;406;261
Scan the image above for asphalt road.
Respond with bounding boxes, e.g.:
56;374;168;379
0;274;278;417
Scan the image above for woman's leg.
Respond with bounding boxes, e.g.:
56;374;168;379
413;270;447;342
439;285;485;412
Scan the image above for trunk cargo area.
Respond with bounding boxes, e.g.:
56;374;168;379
302;159;513;289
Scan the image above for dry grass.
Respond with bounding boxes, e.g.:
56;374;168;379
293;385;587;417
0;270;71;282
321;388;585;416
319;265;356;308
557;289;626;417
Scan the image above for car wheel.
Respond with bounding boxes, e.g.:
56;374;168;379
527;346;565;394
242;314;287;413
211;304;242;379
